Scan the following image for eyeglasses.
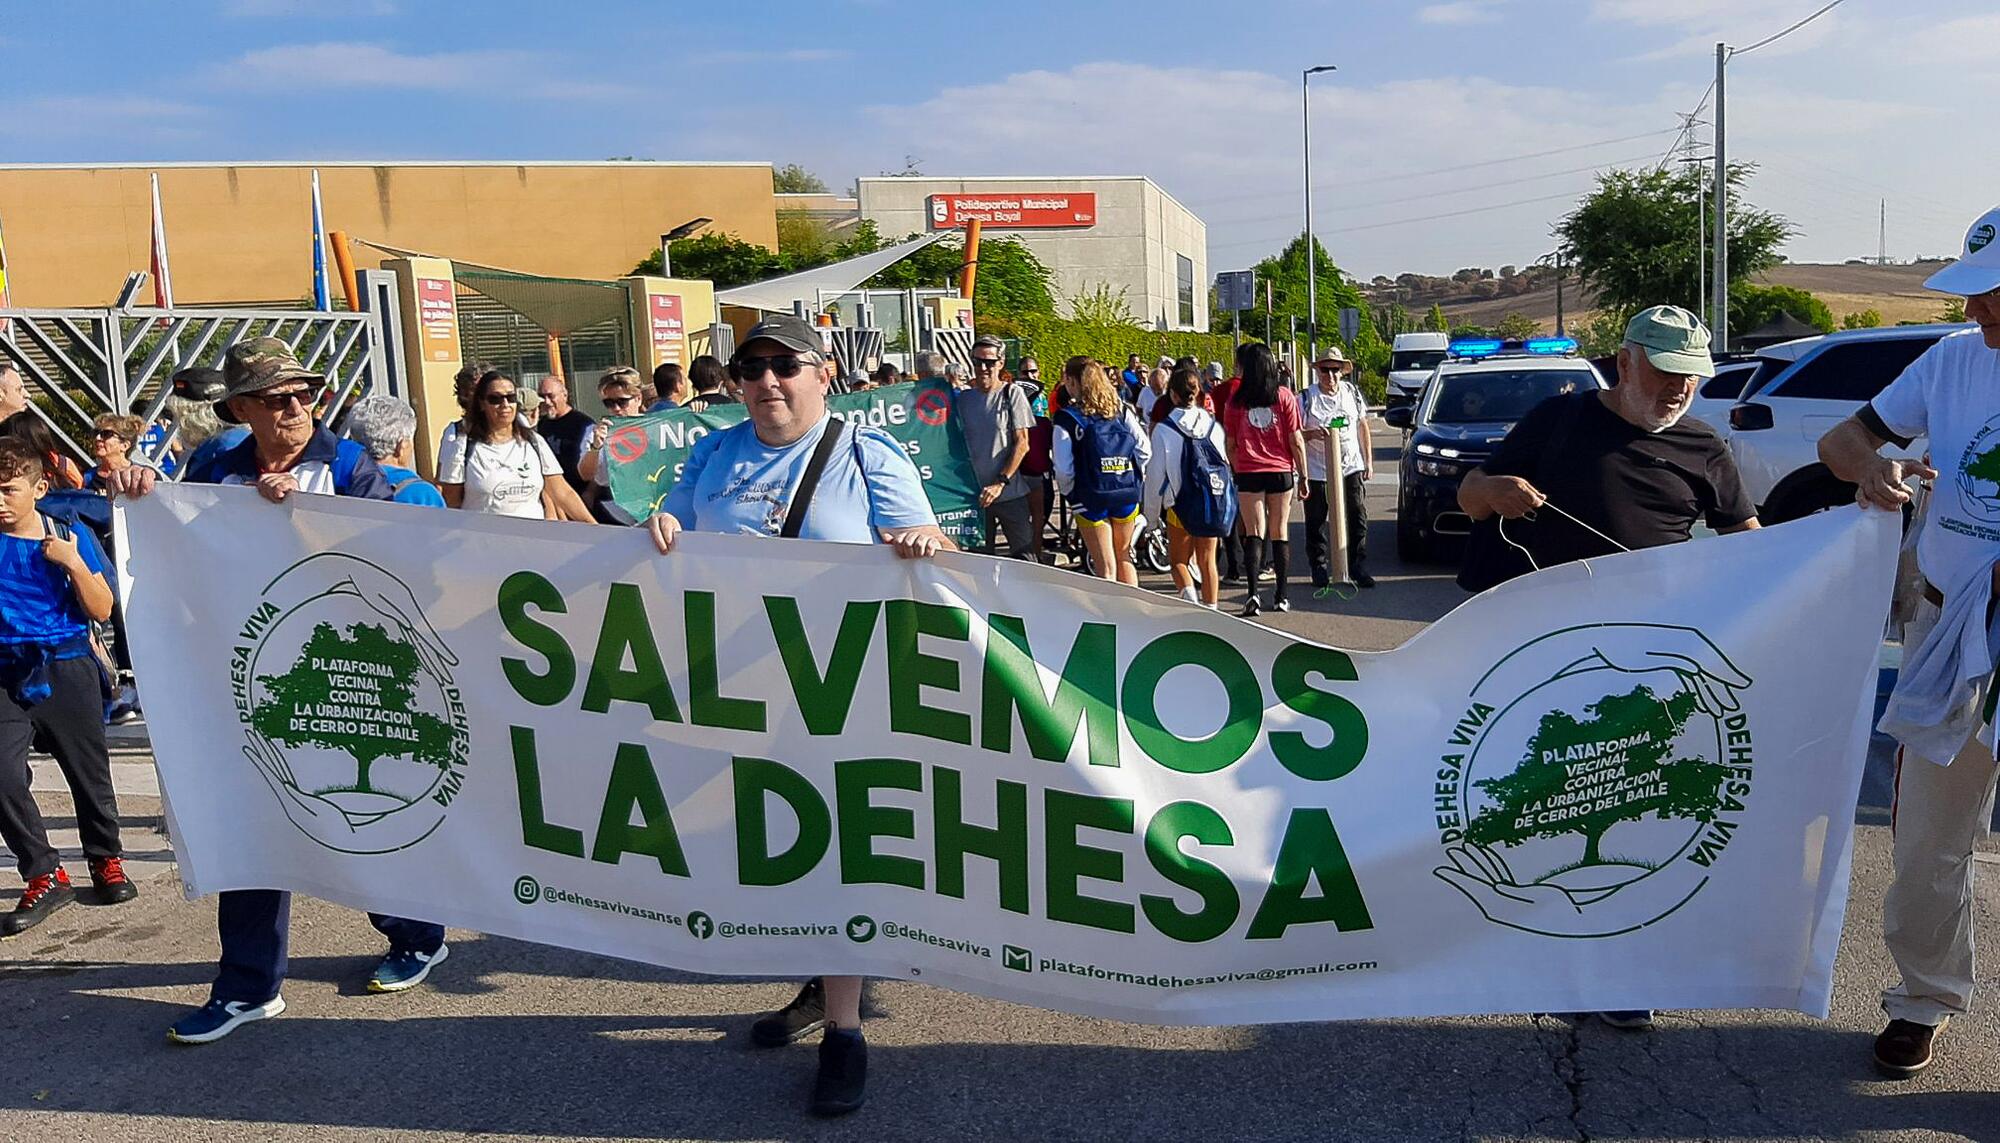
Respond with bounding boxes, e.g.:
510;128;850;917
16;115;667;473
736;354;811;380
92;429;128;441
971;356;1002;370
601;394;637;410
1022;369;1041;377
484;392;519;406
243;387;317;412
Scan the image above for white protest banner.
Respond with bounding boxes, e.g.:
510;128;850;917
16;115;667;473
122;486;1895;1025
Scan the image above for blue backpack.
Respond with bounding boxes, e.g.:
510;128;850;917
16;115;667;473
1170;417;1238;538
1063;410;1142;514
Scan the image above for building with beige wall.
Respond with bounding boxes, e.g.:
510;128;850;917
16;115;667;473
0;161;777;308
854;176;1208;332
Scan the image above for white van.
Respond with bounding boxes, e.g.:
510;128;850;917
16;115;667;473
1386;331;1450;407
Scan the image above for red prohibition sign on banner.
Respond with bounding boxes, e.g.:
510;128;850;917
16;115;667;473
914;389;950;426
607;424;651;466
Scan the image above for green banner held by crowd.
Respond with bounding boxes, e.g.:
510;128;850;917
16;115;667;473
602;379;988;548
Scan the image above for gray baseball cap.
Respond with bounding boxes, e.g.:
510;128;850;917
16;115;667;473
736;313;822;358
1624;305;1715;379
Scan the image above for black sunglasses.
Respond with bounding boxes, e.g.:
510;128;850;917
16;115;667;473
971;356;1002;369
601;394;637;409
244;387;317;411
92;429;127;440
484;392;519;406
736;354;810;380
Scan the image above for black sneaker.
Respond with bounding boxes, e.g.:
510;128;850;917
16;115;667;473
1241;596;1262;618
1273;598;1292;613
750;977;826;1048
811;1027;867;1117
1874;1018;1943;1079
1;868;77;938
1354;572;1377;589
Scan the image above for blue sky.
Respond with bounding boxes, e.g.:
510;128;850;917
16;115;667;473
3;0;1993;279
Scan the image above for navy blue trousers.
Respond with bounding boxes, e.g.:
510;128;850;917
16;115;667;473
211;889;444;1005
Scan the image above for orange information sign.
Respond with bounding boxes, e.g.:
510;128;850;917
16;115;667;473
416;277;459;363
647;293;686;367
927;193;1097;230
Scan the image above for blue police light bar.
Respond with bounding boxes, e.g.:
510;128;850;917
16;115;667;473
1523;336;1579;355
1448;338;1504;358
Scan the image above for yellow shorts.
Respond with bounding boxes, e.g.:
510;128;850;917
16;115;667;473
1075;501;1141;527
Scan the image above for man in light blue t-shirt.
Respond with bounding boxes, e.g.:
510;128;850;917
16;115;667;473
647;313;947;1118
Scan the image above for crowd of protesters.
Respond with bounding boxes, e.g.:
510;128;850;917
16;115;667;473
13;200;2000;1120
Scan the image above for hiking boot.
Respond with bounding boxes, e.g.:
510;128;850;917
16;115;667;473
1;868;77;938
751;977;826;1048
1874;1018;1943;1079
810;1026;868;1117
88;855;139;905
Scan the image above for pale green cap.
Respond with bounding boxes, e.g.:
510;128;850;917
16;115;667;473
1624;305;1715;379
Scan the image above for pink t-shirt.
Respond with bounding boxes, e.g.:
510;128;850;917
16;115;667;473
1223;384;1302;474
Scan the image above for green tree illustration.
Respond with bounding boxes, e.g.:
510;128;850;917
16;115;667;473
253;622;454;794
1964;444;2000;489
1466;686;1727;865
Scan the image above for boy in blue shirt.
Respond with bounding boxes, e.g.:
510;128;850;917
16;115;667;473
0;439;136;937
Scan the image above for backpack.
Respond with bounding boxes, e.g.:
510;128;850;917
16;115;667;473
1170;416;1238;538
1067;410;1142;514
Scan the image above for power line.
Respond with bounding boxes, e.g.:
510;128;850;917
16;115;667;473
1206;152;1659;229
1732;0;1849;56
1652;81;1717;172
1207;187;1599;252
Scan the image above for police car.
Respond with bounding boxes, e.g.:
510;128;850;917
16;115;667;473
1383;336;1609;562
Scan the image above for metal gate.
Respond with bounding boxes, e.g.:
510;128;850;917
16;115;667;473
0;304;396;470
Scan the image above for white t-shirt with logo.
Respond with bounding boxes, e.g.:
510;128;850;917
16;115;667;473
1302;380;1367;481
1869;330;2000;590
437;430;563;518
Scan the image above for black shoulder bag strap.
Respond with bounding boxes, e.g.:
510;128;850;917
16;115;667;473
781;417;848;539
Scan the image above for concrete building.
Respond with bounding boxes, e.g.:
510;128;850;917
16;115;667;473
854;176;1208;331
0;161;777;307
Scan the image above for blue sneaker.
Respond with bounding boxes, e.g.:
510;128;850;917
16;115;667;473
167;996;286;1044
1599;1009;1655;1029
367;942;449;993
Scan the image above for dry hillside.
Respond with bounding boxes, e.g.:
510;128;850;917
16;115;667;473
1407;262;1956;332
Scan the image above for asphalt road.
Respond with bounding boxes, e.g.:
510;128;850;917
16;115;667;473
4;426;1997;1143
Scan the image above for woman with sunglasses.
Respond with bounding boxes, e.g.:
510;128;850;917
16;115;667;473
82;415;152;491
437;371;566;518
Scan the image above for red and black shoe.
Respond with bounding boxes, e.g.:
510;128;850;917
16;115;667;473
89;856;139;905
1;868;78;938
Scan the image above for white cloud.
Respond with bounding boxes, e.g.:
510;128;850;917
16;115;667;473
0;95;207;142
218;42;634;100
1418;1;1506;26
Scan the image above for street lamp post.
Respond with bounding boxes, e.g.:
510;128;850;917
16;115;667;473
1303;64;1337;366
659;216;713;278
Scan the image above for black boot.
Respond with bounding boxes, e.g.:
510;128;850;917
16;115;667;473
811;1026;868;1116
750;977;826;1047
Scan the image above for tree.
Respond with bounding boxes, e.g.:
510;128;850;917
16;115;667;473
1939;300;1969;323
1496;312;1541;340
865;234;1056;320
630;231;780;285
1575;308;1635;357
1466;685;1728;866
1425;303;1450;332
1557;164;1793;315
252;622;455;795
1842;309;1884;330
1730;283;1835;336
1065;283;1138;326
772;163;829;194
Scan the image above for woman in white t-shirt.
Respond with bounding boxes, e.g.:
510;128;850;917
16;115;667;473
438;371;565;518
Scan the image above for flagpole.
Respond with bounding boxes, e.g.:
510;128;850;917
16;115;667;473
310;169;331;311
149;172;174;309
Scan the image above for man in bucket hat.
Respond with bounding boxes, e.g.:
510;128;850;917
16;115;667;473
107;336;452;1043
1820;205;2000;1079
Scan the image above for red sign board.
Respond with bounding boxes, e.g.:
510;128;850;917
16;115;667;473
648;293;686;367
415;278;458;363
927;193;1097;230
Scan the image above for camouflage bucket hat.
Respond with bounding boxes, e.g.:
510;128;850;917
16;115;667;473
216;336;324;423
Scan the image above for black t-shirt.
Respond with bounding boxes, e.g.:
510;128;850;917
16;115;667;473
537;408;594;491
1464;391;1755;586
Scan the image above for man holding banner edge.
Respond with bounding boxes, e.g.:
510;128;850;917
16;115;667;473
648;311;950;1117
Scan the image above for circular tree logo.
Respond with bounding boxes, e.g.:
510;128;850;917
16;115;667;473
1955;415;2000;524
234;553;468;854
1432;624;1754;938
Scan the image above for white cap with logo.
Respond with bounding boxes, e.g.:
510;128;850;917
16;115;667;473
1925;205;2000;297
